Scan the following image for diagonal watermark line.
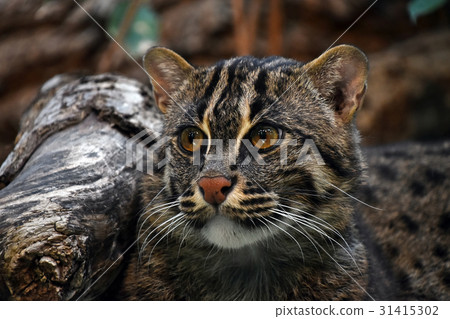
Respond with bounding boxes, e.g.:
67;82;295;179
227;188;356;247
326;0;379;52
255;0;379;124
72;0;198;124
76;236;140;301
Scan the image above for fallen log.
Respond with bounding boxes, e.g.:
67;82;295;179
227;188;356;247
0;74;162;300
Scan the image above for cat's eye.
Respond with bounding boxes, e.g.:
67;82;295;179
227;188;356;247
179;127;205;153
249;124;280;150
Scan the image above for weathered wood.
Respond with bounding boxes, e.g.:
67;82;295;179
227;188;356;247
0;74;162;300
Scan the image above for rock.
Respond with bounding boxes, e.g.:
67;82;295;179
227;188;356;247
358;29;450;145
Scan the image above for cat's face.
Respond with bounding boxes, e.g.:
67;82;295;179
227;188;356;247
143;46;368;250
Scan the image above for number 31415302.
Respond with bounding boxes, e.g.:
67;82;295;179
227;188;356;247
379;305;438;316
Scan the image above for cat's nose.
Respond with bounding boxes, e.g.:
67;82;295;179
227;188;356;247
198;176;232;205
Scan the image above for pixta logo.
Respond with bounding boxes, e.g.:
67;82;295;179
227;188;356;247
125;129;170;175
126;130;324;175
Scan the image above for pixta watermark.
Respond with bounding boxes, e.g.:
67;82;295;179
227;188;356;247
126;130;325;174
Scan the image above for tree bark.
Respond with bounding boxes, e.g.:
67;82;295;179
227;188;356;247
0;74;162;300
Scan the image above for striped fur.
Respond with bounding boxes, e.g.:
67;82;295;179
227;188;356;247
123;45;371;300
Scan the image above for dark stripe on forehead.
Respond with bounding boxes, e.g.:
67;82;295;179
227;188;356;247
249;96;275;122
249;98;264;122
203;62;224;99
226;59;240;87
197;62;225;120
196;99;208;121
254;69;267;95
216;60;239;107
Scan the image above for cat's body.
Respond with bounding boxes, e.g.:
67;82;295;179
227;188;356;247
356;140;450;300
121;46;449;300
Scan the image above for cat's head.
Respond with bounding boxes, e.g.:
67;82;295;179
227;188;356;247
143;45;368;250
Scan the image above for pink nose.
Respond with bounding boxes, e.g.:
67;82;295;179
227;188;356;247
198;176;232;205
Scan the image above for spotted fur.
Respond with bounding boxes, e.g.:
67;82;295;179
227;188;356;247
356;141;450;300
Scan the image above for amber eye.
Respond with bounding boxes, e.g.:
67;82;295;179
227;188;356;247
179;127;205;153
249;124;280;150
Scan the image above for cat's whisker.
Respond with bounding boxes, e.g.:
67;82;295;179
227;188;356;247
307;235;375;301
203;245;220;269
139;201;180;229
144;213;185;265
277;187;333;199
177;219;193;259
268;211;323;263
278;207;333;236
146;219;186;269
325;181;382;211
278;193;367;262
268;210;366;292
139;211;183;262
270;198;329;260
140;211;184;253
261;215;305;262
275;208;373;300
137;201;180;261
246;174;363;277
248;178;313;260
272;207;361;274
151;215;186;253
140;184;197;262
138;185;168;219
277;203;365;274
282;212;338;253
138;201;180;238
278;200;353;252
278;205;345;246
137;195;179;224
253;216;276;249
272;208;329;243
242;212;258;228
256;216;275;239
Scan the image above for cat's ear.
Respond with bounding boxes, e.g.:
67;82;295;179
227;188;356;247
305;45;368;124
143;47;194;113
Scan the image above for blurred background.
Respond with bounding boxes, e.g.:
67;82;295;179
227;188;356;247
0;0;449;164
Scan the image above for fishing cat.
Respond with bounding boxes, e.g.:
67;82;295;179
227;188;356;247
121;45;449;300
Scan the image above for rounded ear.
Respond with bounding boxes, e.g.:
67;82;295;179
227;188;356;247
305;45;368;124
143;47;194;113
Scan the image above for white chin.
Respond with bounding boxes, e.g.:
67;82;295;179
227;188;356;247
200;215;270;249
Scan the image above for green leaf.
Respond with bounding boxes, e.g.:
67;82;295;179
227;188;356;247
108;3;159;57
408;0;448;23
